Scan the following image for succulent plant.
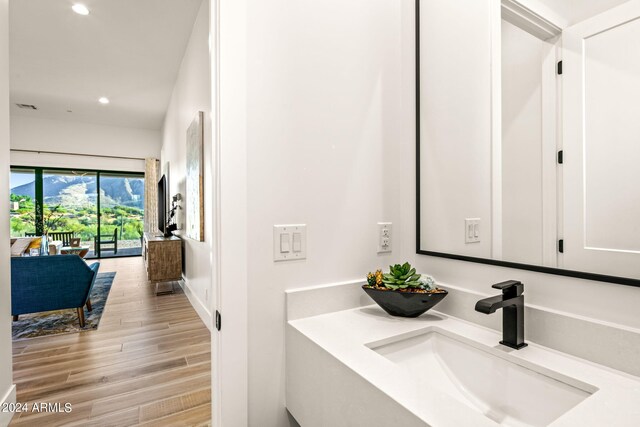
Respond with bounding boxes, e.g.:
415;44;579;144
366;270;384;287
418;275;436;290
382;262;421;290
366;272;376;286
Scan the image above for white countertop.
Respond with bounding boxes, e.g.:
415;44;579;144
288;305;640;427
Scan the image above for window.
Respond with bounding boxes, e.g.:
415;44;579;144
9;167;145;258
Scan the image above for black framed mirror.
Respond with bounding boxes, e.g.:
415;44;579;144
415;0;640;288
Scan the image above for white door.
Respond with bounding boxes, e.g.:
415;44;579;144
563;0;640;278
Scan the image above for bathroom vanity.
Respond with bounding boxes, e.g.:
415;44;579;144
285;0;640;425
286;304;640;427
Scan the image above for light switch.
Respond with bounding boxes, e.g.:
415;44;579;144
274;224;307;261
292;232;302;252
280;233;290;253
465;218;480;243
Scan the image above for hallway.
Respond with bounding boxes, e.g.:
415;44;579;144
9;257;211;426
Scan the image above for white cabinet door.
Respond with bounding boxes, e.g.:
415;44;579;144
563;0;640;278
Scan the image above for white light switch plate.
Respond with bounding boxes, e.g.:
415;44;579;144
465;218;480;243
377;222;392;253
274;224;307;261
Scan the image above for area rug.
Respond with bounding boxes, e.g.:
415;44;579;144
12;272;116;340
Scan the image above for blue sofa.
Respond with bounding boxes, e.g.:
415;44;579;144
11;255;100;327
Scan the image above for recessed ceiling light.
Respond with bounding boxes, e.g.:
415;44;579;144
98;97;110;105
72;4;90;16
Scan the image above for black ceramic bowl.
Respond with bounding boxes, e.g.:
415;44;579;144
362;286;448;318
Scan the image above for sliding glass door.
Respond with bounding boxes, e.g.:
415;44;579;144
42;170;99;259
8;166;144;259
98;173;145;257
9;168;37;237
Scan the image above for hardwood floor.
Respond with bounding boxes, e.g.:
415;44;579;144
9;257;212;426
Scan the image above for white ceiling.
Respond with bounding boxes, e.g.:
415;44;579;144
10;0;204;130
535;0;631;26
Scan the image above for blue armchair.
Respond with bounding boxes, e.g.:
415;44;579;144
11;255;100;327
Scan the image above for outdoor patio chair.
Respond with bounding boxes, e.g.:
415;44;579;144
94;228;118;254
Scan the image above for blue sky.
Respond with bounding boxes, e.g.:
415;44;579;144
10;171;35;190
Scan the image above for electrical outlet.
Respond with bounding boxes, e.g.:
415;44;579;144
465;218;480;243
377;222;392;253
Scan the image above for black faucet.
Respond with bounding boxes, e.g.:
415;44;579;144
475;280;527;350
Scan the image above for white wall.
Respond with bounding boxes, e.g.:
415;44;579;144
10;115;160;172
214;0;640;425
501;19;545;265
419;0;494;258
238;0;403;425
0;0;16;424
160;0;213;328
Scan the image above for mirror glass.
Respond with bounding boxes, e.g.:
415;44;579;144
417;0;640;282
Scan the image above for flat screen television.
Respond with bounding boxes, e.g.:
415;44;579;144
158;175;167;235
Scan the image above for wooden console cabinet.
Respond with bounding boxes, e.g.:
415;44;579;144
143;233;182;283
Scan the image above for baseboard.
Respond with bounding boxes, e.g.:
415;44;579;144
178;278;213;332
0;384;16;427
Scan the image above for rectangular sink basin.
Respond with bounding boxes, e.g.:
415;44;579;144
369;329;596;427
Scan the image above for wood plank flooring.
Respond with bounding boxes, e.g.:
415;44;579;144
9;257;212;426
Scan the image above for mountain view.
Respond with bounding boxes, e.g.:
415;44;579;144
10;173;145;251
11;175;144;209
